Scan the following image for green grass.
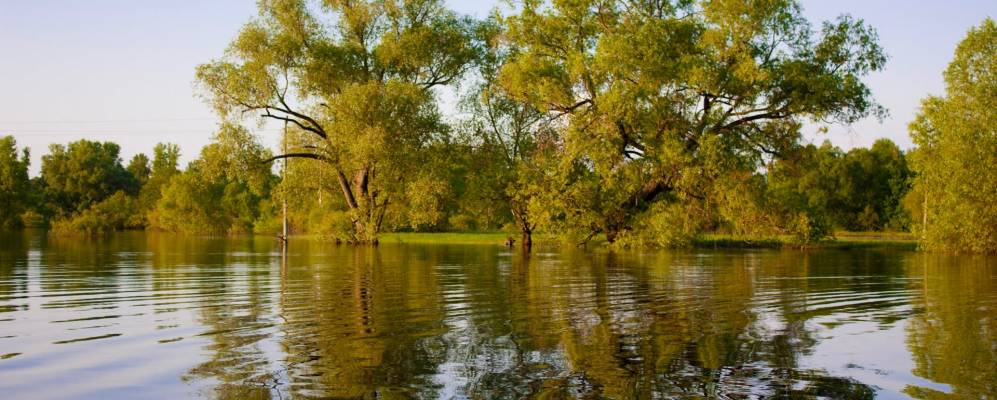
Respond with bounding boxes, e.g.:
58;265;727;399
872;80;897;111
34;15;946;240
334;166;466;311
694;232;918;250
378;231;918;250
380;232;516;245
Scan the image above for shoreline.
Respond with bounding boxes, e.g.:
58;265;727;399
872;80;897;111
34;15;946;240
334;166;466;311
18;229;920;251
381;232;919;251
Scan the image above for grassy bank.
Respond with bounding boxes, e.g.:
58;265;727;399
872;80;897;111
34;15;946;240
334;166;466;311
379;231;918;250
380;232;517;245
695;232;918;250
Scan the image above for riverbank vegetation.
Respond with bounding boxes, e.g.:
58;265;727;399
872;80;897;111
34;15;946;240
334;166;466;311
0;2;993;253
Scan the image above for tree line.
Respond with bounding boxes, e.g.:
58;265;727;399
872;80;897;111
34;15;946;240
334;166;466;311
1;2;993;252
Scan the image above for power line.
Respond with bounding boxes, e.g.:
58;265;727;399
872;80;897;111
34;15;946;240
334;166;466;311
1;129;283;135
0;117;218;124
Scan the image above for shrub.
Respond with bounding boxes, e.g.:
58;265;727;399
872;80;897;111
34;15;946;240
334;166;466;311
50;191;138;235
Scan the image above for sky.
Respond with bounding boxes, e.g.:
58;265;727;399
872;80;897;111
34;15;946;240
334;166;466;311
1;1;995;175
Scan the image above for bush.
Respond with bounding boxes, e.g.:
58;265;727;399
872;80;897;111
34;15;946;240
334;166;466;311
614;202;705;249
307;208;355;242
149;173;225;234
788;211;832;245
447;214;475;231
19;211;46;228
50;191;138;235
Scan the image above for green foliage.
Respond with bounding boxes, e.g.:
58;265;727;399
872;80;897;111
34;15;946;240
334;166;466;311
909;19;997;253
151;172;225;233
50;191;140;235
306;208;356;242
765;139;911;233
787;210;832;244
452;15;559;244
0;136;31;229
150;125;275;234
498;0;885;242
152;143;180;178
127;153;151;186
613;201;709;248
40;139;136;217
196;0;478;243
128;143;184;228
713;172;781;237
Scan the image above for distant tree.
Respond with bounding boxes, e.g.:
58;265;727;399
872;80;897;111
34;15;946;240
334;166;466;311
840;139;910;231
741;143;835;242
40;140;134;216
50;191;139;235
196;0;478;243
909;19;997;252
498;0;886;243
0;136;31;229
763;138;910;236
151;143;180;180
127;153;151;187
151;125;275;234
132;143;180;225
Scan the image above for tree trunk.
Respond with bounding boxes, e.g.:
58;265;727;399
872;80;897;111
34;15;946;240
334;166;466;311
331;166;384;245
602;177;673;243
521;229;532;249
605;228;619;244
922;191;928;240
510;202;533;251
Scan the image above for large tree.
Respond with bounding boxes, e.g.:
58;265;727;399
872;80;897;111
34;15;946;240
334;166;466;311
498;0;886;242
0;136;31;229
197;0;478;243
909;18;997;253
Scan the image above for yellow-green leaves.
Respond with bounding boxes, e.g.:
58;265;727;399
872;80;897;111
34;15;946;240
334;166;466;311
0;136;31;229
197;0;478;241
909;19;997;253
497;0;885;242
150;125;276;235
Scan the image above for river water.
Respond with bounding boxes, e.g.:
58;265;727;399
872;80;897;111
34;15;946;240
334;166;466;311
0;232;994;399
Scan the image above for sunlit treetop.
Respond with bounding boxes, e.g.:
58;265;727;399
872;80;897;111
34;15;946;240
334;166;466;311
196;0;482;242
495;0;887;240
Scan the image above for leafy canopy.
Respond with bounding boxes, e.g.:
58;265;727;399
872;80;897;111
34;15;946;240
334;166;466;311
40;140;135;216
909;18;997;253
196;0;479;241
0;136;31;229
498;0;886;241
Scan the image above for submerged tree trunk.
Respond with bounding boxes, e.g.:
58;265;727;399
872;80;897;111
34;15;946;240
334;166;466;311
602;177;674;243
511;201;534;251
604;228;620;244
331;166;385;245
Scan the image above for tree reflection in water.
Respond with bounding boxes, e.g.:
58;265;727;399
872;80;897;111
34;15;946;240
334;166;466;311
904;253;997;399
11;234;994;398
172;241;996;399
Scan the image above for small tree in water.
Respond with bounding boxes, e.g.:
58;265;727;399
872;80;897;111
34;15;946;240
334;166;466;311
457;16;559;248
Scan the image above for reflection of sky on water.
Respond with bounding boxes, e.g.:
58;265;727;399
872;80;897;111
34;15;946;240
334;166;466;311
803;316;951;398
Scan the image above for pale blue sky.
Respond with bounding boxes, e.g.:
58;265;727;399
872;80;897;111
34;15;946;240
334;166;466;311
1;1;994;175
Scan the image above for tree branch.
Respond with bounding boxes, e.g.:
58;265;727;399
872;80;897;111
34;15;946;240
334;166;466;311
262;152;332;164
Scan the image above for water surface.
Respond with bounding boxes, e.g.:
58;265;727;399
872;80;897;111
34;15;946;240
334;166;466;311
0;232;994;399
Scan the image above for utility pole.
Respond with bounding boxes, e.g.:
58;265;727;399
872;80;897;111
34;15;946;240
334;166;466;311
922;191;928;240
282;120;289;242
